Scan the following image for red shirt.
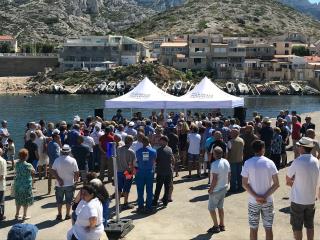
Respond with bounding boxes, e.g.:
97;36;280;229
99;133;114;152
292;122;302;140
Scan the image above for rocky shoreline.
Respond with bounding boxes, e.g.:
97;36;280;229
2;63;320;96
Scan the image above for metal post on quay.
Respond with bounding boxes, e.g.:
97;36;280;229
105;142;134;240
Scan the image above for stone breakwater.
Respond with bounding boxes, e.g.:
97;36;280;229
26;80;320;96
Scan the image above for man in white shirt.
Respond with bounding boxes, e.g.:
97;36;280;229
90;124;104;171
131;132;144;154
83;129;95;171
241;140;279;240
51;144;79;221
0;148;7;221
208;147;230;234
286;137;320;240
187;126;201;178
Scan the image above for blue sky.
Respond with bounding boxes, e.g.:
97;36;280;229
309;0;320;3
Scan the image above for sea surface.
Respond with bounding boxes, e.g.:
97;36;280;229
1;94;320;150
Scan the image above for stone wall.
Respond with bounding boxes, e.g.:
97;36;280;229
0;56;59;76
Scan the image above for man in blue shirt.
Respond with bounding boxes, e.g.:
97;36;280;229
47;130;61;194
135;136;157;214
144;120;155;137
66;124;80;148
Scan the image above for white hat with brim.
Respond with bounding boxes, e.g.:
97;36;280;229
52;129;60;135
296;137;314;148
61;144;71;153
129;122;135;127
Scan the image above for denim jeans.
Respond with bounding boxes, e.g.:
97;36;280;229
230;162;243;192
135;171;154;209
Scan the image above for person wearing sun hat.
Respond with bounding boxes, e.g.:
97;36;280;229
286;137;320;240
7;223;38;240
125;121;137;138
51;144;79;221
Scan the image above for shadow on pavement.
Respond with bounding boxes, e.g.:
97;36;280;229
123;211;154;221
34;194;54;201
190;184;209;191
189;195;208;202
279;206;290;214
41;202;56;209
0;218;22;229
174;176;204;185
190;232;214;240
35;220;60;230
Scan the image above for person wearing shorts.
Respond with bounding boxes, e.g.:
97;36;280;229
241;140;279;240
116;135;136;209
207;147;230;234
187;126;201;178
286;137;319;240
51;144;79;221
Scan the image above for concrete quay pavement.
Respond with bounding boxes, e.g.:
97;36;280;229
0;111;320;240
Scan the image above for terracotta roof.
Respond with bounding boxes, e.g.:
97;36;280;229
160;42;188;47
304;56;320;63
0;35;14;41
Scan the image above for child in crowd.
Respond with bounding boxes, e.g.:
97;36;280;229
7;139;15;170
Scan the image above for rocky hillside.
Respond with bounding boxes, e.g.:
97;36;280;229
279;0;320;20
124;0;320;38
0;0;183;44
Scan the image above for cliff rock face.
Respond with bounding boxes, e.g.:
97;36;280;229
1;0;320;44
0;0;157;43
135;0;184;11
124;0;320;39
279;0;320;20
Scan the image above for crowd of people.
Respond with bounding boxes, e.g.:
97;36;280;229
0;108;319;240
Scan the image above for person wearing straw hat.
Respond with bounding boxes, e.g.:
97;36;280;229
51;144;79;221
286;137;320;240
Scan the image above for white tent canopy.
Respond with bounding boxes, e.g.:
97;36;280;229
105;77;180;109
166;77;244;109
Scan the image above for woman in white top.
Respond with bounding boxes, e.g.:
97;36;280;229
35;130;49;179
67;185;104;240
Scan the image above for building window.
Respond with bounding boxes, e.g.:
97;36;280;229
213;48;227;53
192;39;195;43
65;56;75;61
285;50;289;55
80;56;90;61
195;48;205;52
273;43;277;47
202;39;207;43
285;43;289;48
194;58;202;64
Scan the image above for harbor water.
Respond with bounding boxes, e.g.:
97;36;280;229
1;94;320;150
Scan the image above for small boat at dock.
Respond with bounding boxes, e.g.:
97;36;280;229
226;82;237;94
290;82;303;95
237;83;250;95
106;81;116;94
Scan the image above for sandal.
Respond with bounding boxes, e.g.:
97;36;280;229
219;225;226;231
15;215;21;220
22;216;31;220
208;226;220;234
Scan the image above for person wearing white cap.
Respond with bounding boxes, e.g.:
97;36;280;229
125;122;137;138
51;144;79;221
47;129;62;194
286;137;320;240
